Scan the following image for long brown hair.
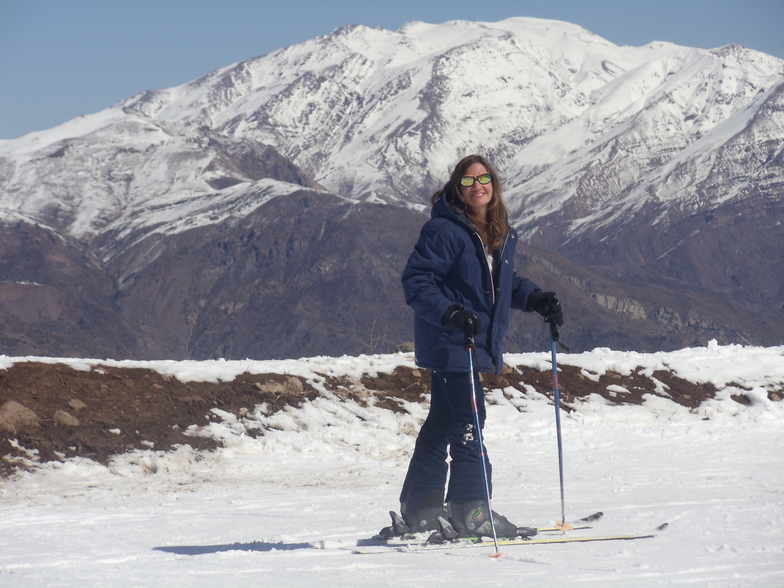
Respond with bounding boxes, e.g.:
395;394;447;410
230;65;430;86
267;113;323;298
430;154;509;252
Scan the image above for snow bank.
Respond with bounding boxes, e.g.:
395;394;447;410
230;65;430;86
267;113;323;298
1;342;783;587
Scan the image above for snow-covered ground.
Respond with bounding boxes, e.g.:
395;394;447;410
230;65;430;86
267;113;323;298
1;342;783;587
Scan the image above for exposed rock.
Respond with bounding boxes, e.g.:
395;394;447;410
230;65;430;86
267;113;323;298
0;401;39;434
176;395;205;403
53;410;80;427
591;293;648;320
68;399;87;412
654;307;683;329
254;377;304;396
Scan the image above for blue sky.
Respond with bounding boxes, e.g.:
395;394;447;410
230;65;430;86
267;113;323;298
1;0;782;139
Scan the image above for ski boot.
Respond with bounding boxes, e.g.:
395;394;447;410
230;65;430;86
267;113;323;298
448;499;537;539
375;511;411;540
376;490;449;540
400;501;448;533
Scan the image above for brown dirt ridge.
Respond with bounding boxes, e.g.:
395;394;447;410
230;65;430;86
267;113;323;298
1;359;776;478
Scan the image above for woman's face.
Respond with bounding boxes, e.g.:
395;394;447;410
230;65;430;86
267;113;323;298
458;162;493;219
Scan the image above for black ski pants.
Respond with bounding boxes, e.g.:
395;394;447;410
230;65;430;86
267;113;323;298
399;369;492;510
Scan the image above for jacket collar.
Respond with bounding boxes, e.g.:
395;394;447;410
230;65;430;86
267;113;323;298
432;191;474;231
433;191;515;254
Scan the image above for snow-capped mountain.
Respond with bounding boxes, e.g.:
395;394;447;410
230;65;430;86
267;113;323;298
0;18;782;359
4;18;782;241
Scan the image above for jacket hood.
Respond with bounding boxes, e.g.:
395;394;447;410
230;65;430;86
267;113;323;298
432;191;474;231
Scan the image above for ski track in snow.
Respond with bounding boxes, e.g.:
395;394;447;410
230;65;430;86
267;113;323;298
1;342;783;587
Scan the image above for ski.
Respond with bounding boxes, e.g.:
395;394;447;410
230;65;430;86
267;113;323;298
351;523;668;554
537;510;604;533
386;510;605;545
311;511;604;550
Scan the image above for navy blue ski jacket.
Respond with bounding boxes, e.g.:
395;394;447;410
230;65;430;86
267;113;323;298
402;193;541;374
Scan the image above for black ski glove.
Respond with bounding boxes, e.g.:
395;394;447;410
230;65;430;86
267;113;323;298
441;303;481;336
527;290;563;326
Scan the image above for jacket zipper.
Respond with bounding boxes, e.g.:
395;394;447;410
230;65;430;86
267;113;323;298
474;231;509;307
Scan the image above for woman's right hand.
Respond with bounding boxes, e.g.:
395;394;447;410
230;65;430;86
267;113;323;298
441;304;481;336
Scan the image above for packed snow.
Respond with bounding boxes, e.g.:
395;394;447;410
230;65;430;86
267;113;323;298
1;341;783;586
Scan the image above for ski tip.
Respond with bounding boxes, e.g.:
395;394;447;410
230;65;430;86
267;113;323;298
581;511;604;523
656;523;669;532
489;552;508;558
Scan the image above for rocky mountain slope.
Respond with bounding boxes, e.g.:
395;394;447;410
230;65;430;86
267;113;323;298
0;17;782;359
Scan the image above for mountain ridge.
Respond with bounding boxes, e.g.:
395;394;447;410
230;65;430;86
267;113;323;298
0;17;782;359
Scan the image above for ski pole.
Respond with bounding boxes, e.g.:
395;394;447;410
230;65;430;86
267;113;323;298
549;322;572;531
465;331;504;557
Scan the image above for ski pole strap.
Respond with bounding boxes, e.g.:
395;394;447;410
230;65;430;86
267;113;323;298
549;322;570;352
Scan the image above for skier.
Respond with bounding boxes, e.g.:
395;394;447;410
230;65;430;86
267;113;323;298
389;154;563;540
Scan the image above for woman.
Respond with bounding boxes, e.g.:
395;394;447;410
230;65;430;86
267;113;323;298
392;154;562;540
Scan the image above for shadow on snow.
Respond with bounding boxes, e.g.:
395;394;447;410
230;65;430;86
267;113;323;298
153;541;314;555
